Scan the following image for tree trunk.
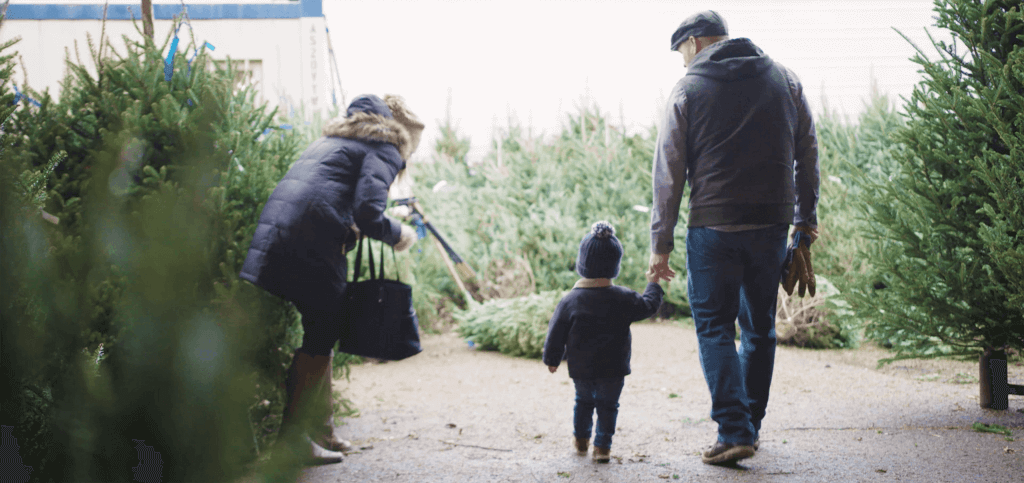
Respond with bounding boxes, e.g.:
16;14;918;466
979;346;1009;410
141;0;154;39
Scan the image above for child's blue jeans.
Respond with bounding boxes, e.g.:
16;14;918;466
573;377;625;449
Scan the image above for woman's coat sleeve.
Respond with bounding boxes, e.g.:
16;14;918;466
352;150;402;246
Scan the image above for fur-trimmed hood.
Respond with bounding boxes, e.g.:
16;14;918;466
322;94;424;161
383;94;424;158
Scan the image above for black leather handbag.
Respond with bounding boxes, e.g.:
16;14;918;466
337;235;422;361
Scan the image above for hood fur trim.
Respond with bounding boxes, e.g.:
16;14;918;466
383;95;424;130
384;95;424;157
322;111;414;160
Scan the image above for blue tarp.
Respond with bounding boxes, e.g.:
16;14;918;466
6;0;321;20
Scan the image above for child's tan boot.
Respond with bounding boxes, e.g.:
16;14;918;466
593;446;610;463
573;437;589;456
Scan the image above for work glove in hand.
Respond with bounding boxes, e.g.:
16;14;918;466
393;225;418;253
781;226;817;297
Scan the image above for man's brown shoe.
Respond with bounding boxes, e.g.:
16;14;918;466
593;446;610;463
701;441;755;465
573;437;588;456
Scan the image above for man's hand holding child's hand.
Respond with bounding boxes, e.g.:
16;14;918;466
548;366;557;373
648;253;674;284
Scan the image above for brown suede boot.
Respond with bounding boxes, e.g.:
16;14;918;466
275;350;344;465
573;437;588;456
701;441;755;465
311;350;354;453
593;446;611;463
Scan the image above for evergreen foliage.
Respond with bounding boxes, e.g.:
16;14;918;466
416;99;900;351
813;93;904;282
433;91;471;164
808;93;906;348
0;16;70;483
845;0;1024;362
411;104;692;325
454;290;565;358
417;101;892;350
1;15;334;481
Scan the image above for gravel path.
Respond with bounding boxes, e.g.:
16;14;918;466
293;322;1023;482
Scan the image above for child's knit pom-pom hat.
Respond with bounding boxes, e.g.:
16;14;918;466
576;221;624;279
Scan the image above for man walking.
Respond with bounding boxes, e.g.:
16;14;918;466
647;10;820;465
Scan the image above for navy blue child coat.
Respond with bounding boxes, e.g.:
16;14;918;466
543;282;664;380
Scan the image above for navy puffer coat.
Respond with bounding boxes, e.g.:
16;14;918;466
239;95;413;309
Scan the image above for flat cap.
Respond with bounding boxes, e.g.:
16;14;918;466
670;10;728;51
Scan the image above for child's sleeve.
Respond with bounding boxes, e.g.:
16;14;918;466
625;282;665;322
542;298;571;367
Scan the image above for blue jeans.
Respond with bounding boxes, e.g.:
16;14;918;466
686;224;788;445
573;377;625;449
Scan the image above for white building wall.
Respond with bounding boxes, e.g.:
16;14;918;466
721;0;945;119
1;1;332;116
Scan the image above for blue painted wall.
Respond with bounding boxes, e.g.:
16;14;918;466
6;0;322;20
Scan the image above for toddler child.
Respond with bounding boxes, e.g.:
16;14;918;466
543;221;664;462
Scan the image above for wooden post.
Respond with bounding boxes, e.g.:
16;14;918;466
141;0;154;39
980;347;1008;410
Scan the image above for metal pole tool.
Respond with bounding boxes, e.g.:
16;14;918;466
392;197;478;302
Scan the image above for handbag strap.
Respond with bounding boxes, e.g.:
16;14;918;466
367;236;377;280
374;238;402;283
352;235;362;283
391;246;400;283
351;234;401;283
352;234;379;283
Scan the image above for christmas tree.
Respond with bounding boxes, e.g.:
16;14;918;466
846;0;1023;407
2;11;321;480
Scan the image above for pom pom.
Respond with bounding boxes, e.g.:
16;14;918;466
591;221;615;238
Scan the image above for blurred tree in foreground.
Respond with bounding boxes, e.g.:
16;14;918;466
0;16;67;483
0;11;336;481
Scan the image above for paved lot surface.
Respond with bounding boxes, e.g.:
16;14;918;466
279;322;1022;482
